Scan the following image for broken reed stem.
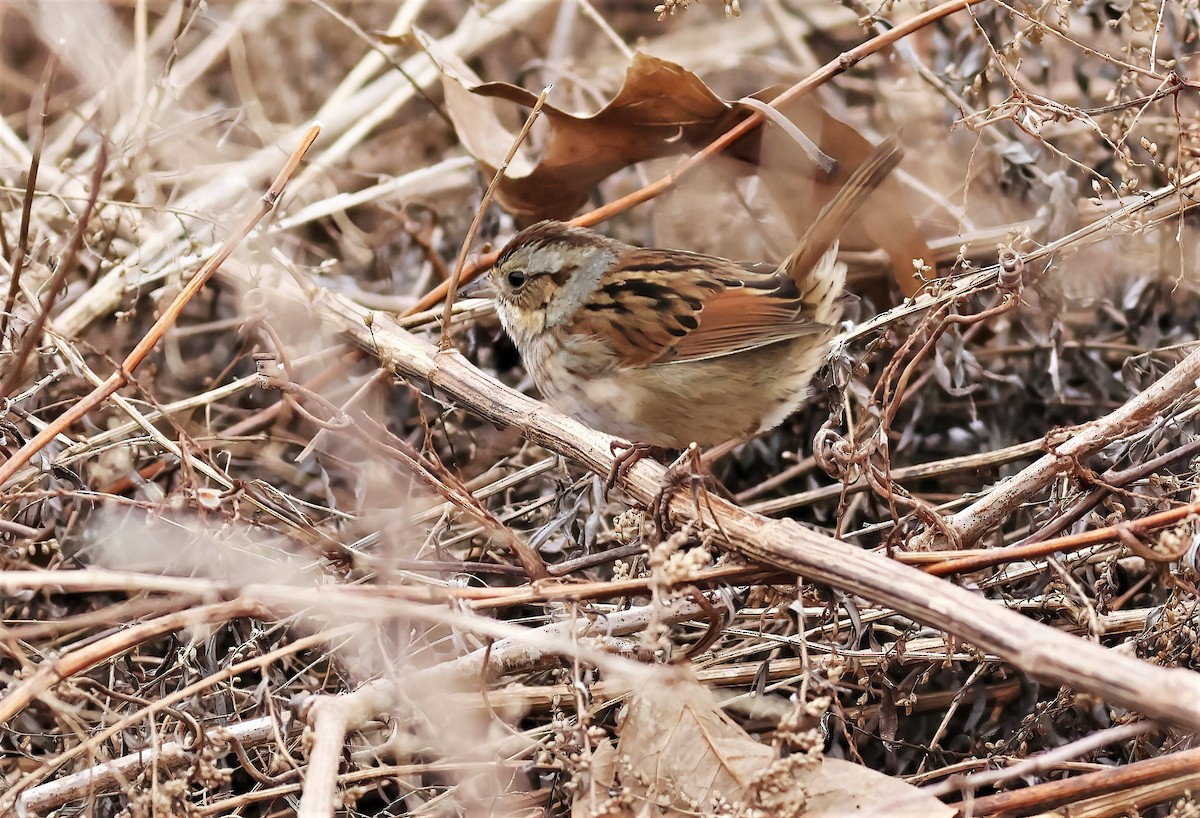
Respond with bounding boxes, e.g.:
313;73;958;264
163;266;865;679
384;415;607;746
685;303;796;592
0;123;321;489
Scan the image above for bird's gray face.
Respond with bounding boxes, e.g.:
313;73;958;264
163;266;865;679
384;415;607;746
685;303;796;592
488;222;618;346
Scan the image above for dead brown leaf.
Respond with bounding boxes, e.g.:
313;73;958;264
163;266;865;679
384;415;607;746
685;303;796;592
572;675;955;818
421;36;739;221
424;38;932;295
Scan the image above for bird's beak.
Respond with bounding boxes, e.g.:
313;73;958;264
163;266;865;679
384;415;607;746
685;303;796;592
458;274;495;299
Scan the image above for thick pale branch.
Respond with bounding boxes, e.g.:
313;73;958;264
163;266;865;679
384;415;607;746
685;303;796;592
17;713;295;814
911;343;1200;549
311;287;1200;734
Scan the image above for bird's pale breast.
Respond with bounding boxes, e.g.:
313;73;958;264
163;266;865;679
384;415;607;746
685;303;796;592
526;329;832;448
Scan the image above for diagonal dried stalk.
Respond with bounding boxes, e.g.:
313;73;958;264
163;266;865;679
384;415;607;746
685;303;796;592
954;745;1200;815
302;277;1200;733
439;85;551;351
912;342;1200;551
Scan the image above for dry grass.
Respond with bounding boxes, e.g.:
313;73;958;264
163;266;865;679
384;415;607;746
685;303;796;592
3;1;1200;816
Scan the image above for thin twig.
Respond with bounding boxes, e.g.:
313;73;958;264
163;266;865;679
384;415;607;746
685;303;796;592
0;144;106;399
0;55;55;341
0;124;321;488
438;85;551;351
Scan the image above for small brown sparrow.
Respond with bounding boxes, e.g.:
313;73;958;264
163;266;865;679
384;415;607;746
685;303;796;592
487;138;903;450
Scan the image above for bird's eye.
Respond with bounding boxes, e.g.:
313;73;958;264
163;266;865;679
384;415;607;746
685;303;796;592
506;270;528;289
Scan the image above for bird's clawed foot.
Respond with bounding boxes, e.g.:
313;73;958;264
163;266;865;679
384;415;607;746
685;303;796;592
650;444;736;535
606;440;669;494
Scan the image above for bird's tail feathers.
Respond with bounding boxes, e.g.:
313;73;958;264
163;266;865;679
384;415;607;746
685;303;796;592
779;136;904;291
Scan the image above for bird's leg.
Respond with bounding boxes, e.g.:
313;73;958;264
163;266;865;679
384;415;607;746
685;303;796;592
697;435;749;470
608;438;744;534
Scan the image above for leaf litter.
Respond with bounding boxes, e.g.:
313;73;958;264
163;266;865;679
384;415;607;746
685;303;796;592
2;2;1200;817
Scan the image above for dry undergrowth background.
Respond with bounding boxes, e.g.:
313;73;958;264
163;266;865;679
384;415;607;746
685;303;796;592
3;0;1200;816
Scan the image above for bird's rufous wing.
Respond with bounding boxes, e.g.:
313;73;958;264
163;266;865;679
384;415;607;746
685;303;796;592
568;250;828;366
568;138;903;366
